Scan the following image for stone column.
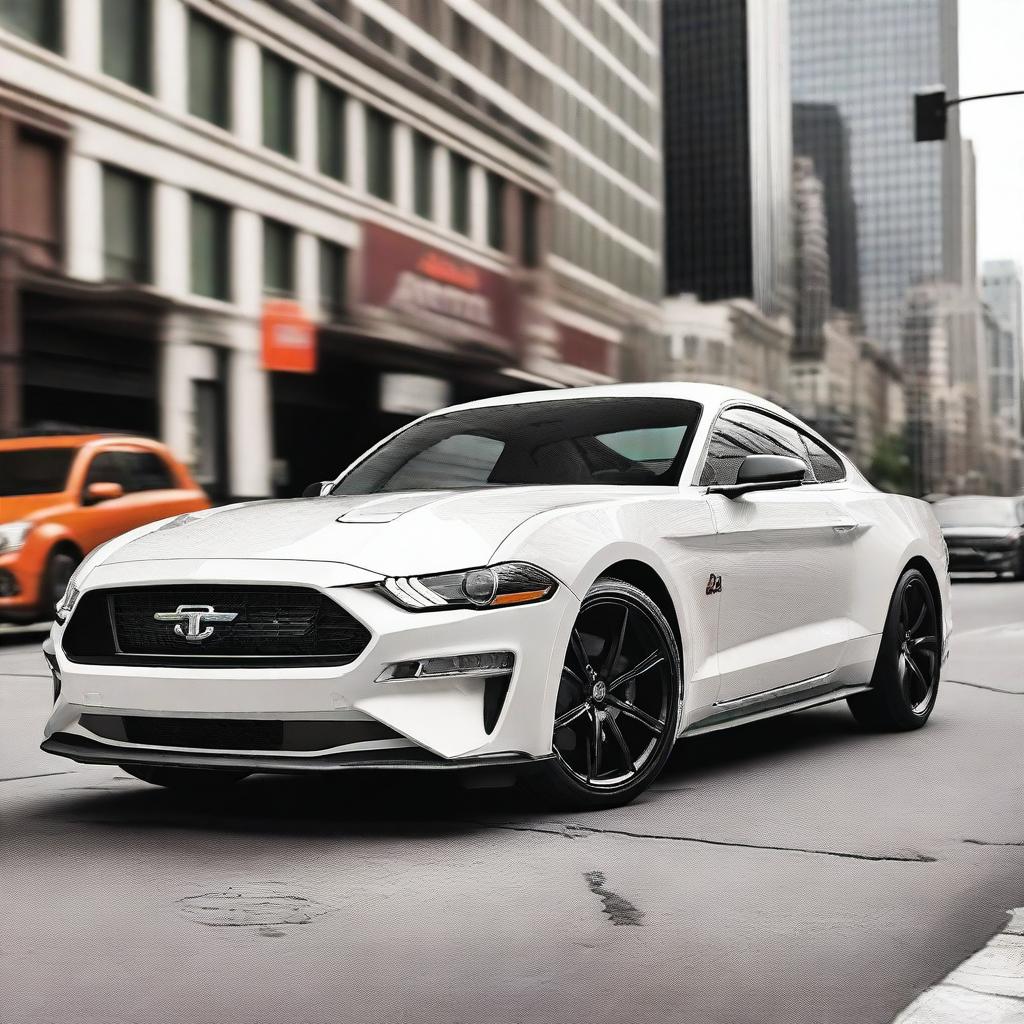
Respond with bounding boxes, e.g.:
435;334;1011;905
66;154;103;282
154;0;187;114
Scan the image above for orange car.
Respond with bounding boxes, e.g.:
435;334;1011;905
0;435;209;623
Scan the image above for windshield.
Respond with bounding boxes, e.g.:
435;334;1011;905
0;448;77;497
934;499;1020;528
332;397;703;494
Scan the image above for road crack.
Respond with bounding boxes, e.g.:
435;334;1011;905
964;838;1024;847
479;821;935;862
583;871;644;926
947;679;1023;695
0;771;73;784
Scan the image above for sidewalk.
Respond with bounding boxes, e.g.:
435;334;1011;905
893;908;1024;1022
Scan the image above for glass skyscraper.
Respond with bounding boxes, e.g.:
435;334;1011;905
790;0;964;356
662;0;792;318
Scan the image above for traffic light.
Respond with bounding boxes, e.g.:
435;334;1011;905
915;88;947;141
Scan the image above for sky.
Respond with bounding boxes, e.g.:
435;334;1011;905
959;0;1024;275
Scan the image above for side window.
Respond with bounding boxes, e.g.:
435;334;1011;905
384;434;505;492
84;452;126;489
801;435;846;483
699;408;812;486
119;452;176;492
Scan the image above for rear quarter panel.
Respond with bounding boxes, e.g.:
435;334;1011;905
844;487;951;652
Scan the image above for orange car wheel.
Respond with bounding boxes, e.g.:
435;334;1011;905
41;547;80;619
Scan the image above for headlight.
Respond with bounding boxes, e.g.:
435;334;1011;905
54;537;116;623
377;562;558;611
55;581;80;624
0;521;33;553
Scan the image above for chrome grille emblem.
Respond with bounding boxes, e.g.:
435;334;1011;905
153;604;238;642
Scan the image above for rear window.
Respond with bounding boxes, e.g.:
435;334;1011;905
0;448;76;496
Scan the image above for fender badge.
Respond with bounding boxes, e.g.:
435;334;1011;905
706;573;723;595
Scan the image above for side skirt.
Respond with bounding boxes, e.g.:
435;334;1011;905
681;683;872;738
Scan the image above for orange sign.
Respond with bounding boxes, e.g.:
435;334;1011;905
261;301;316;374
416;251;481;291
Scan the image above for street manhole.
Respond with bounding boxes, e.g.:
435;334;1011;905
177;886;336;928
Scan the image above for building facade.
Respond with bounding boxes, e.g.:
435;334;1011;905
660;293;790;406
981;259;1023;440
0;0;662;497
791;0;965;357
661;0;792;319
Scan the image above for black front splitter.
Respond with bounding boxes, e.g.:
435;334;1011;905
41;733;552;775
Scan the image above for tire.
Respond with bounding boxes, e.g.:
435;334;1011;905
120;765;250;790
41;548;80;619
1013;548;1024;582
525;577;681;810
848;568;940;731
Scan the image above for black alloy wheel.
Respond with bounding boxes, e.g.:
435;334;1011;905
849;568;940;730
528;578;681;809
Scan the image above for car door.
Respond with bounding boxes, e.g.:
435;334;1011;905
701;406;857;704
73;448;190;551
104;448;200;533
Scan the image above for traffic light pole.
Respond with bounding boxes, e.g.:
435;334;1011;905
947;89;1024;107
915;86;1024;141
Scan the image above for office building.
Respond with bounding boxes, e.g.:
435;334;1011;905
662;0;792;319
981;259;1023;438
791;0;964;357
0;0;662;496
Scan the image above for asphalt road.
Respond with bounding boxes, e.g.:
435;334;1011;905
2;579;1022;1024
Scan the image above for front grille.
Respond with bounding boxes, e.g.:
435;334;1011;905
63;585;371;667
79;715;402;751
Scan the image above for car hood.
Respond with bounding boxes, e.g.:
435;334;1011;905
941;526;1017;540
0;493;70;522
102;487;644;577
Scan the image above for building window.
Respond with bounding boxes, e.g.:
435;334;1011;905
317;81;346;181
450;153;470;235
263;219;295;297
262;50;295;157
521;189;539;268
365;108;393;201
319;239;347;318
486;172;505;250
190;194;231;301
102;166;151;284
188;10;231;129
0;0;61;50
413;131;434;219
102;0;151;93
13;128;62;270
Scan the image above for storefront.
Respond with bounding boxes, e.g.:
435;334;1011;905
18;282;163;437
270;222;542;497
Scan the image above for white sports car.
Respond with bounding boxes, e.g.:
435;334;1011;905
42;384;951;808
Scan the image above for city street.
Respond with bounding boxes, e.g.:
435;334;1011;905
1;580;1022;1024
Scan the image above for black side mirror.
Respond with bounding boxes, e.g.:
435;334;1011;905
302;481;329;498
708;455;806;499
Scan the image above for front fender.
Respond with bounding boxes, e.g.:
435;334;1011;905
491;493;722;719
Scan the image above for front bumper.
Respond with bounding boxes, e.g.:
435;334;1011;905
43;558;579;769
0;550;43;621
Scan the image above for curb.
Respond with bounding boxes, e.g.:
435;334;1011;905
893;908;1024;1023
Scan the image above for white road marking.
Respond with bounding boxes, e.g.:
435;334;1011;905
892;908;1024;1023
